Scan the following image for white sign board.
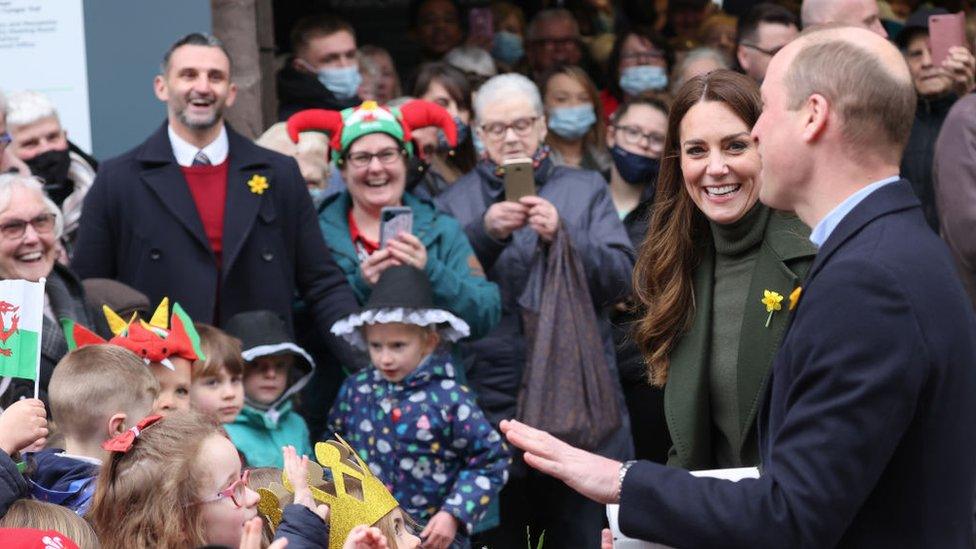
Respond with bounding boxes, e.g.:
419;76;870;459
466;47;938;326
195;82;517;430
0;0;92;152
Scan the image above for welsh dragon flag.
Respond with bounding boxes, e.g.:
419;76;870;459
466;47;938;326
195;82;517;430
0;278;45;383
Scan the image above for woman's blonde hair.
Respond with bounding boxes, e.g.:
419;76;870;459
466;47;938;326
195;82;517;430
0;499;101;549
87;410;225;549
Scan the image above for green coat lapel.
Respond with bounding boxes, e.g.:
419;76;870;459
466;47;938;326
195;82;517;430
665;212;816;470
665;247;714;469
735;212;815;462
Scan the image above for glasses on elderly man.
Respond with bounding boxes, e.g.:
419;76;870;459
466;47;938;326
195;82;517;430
345;147;404;169
0;132;11;149
480;117;539;140
190;469;250;508
0;213;57;240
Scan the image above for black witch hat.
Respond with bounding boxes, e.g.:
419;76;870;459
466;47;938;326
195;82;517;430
330;266;470;349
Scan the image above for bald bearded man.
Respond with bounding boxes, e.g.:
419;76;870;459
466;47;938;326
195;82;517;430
501;25;976;549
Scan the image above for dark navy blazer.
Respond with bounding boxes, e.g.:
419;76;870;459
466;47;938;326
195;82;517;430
619;181;976;548
71;123;358;340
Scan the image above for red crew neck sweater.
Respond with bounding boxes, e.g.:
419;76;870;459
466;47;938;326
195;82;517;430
181;160;229;267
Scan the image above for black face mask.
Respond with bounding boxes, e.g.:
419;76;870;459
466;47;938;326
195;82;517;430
610;145;660;186
26;149;72;206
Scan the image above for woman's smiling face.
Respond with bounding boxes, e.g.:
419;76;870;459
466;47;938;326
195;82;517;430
679;100;762;225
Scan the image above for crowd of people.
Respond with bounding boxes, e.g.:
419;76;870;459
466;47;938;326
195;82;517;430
1;0;976;548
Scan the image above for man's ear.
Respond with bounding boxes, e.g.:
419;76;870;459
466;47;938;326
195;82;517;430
736;45;751;73
153;74;169;102
107;412;128;439
800;93;830;144
225;81;238;109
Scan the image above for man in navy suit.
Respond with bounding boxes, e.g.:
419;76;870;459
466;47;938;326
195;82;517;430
501;26;976;548
72;33;358;357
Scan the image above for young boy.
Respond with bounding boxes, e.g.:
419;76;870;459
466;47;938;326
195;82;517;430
190;323;245;424
224;310;315;467
328;266;510;549
26;345;158;514
65;297;205;416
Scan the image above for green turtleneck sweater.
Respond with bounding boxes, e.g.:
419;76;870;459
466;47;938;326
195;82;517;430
707;203;770;468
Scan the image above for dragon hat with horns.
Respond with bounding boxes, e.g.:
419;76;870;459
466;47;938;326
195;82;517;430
61;297;205;369
285;99;457;164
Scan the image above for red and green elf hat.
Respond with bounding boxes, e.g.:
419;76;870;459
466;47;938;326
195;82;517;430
285;99;457;164
61;297;205;369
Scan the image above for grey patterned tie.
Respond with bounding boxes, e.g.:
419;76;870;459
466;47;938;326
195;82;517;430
192;150;211;166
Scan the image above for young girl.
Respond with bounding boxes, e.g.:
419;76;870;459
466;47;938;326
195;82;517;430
88;410;259;548
328;266;510;549
191;323;245;424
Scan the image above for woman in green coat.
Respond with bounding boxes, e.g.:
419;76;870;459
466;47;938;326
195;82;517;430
633;70;816;470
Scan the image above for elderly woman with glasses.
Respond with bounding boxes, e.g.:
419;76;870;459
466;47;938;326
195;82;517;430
285;100;500;342
0;173;93;407
434;73;634;549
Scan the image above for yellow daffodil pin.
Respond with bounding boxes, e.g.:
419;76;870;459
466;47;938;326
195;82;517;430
762;289;784;327
247;174;269;195
789;286;803;311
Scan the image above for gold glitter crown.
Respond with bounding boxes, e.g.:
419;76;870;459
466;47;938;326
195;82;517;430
257;436;399;548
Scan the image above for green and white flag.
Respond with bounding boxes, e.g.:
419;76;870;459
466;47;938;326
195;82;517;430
0;278;45;388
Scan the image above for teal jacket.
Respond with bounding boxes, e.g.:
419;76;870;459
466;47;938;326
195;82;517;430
318;191;501;340
226;400;314;468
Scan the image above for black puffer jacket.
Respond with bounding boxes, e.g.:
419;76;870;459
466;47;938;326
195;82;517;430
435;158;635;462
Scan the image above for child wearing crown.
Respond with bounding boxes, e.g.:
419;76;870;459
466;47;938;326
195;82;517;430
328;266;511;549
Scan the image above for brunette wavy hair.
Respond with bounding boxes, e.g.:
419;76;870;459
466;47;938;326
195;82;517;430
87;410;226;549
633;69;761;386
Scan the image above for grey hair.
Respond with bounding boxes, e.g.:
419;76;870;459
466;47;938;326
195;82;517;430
527;8;579;41
160;33;232;75
670;47;731;92
444;46;498;79
0;89;6;118
0;174;65;239
5;91;59;129
473;73;543;123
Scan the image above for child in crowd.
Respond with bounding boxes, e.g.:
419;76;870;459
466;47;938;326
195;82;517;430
191;323;245;424
0;398;48;517
257;441;421;549
88;410;257;547
25;345;157;515
328;266;511;549
64;297;205;416
0;499;101;548
224;310;315;467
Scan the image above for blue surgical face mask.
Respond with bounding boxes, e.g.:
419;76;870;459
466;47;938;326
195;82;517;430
610;145;660;185
547;104;597;140
472;130;486;158
619;65;668;96
438;115;470;150
492;31;524;66
316;65;362;99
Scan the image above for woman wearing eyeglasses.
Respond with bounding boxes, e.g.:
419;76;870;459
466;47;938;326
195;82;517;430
0;173;93;409
601;28;675;121
604;96;673;464
293;100;500;341
434;73;634;549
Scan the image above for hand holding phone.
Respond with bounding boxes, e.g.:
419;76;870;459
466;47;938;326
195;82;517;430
503;157;535;202
929;12;967;67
